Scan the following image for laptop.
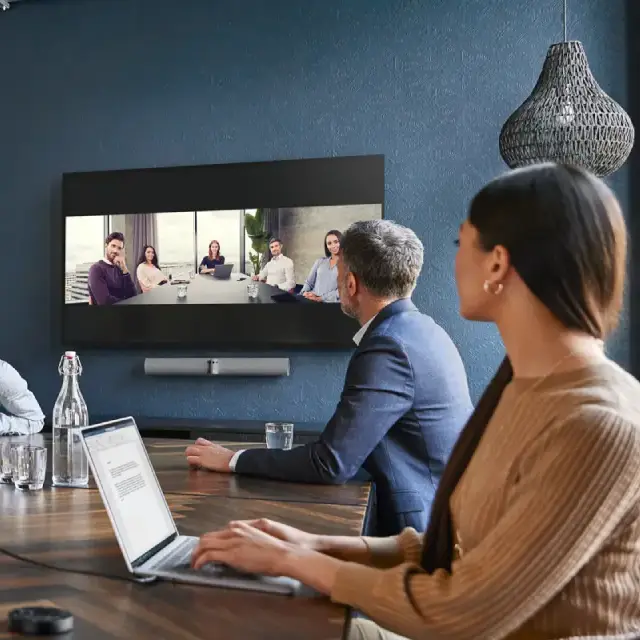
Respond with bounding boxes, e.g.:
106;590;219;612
212;263;233;279
79;417;299;595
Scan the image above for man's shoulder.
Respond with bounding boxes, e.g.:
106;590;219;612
89;261;107;274
372;310;437;344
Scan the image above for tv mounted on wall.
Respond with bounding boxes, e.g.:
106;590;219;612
60;154;384;350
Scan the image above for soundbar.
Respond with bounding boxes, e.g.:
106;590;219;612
143;357;290;377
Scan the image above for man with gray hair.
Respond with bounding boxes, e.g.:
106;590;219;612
185;220;472;536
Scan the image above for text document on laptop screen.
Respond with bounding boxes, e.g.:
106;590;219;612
83;420;176;564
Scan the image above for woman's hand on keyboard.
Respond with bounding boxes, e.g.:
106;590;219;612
191;521;293;576
228;519;318;550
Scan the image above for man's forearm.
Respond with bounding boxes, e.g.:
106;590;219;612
234;443;347;484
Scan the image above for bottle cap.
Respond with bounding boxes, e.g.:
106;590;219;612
64;351;76;359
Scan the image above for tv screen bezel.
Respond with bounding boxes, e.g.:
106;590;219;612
59;154;384;351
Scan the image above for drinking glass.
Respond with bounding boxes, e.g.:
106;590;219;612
265;422;294;450
247;281;259;299
12;445;47;491
177;284;188;299
0;440;16;483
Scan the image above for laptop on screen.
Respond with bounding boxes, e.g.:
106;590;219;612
212;263;233;279
79;417;299;595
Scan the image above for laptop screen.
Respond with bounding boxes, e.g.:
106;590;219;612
82;418;177;567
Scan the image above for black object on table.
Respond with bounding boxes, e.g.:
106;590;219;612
8;607;74;636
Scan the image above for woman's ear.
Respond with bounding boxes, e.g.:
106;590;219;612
490;245;511;281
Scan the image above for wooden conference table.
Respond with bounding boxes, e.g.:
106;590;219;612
0;438;371;639
115;273;286;305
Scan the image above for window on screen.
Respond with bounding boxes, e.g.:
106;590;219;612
196;210;243;273
155;211;196;278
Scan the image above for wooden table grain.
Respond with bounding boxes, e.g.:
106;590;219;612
0;437;370;639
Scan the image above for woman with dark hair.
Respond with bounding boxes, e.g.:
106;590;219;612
300;229;342;302
190;164;640;639
136;245;167;292
199;240;225;274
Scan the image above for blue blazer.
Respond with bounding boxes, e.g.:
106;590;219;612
235;299;472;536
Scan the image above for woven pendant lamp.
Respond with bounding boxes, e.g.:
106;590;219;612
499;0;634;177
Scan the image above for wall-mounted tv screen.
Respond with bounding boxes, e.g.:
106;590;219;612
60;155;384;349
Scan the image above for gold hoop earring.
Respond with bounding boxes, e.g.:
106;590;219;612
483;280;504;295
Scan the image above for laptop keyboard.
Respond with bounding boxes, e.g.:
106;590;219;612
161;540;196;570
155;539;259;579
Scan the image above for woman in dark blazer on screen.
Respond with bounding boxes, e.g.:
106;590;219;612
199;240;225;274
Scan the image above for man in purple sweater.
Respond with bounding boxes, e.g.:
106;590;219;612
88;232;137;305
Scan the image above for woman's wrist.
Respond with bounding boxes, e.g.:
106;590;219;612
278;545;342;595
309;534;370;562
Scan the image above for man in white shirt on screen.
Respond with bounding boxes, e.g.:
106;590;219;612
0;359;45;435
251;238;295;291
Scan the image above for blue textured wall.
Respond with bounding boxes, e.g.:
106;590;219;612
0;0;631;421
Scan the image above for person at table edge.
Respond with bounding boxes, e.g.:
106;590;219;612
185;220;472;536
88;231;137;305
0;358;44;435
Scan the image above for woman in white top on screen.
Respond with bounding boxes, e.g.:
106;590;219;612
300;230;342;302
200;240;225;274
136;245;168;293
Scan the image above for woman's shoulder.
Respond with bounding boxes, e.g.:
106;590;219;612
519;360;640;453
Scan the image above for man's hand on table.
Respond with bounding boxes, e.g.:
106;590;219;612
185;438;234;473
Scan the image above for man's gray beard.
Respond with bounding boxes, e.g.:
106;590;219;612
340;301;357;319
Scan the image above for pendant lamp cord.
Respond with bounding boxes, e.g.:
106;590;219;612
563;0;567;42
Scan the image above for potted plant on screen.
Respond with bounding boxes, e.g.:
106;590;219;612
244;208;270;276
244;209;270;298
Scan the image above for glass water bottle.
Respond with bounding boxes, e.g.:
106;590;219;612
52;351;89;487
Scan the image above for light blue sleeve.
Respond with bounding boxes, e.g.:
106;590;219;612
300;258;321;294
320;262;340;302
0;360;45;435
321;287;340;303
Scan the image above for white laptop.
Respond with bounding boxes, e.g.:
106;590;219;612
79;417;299;595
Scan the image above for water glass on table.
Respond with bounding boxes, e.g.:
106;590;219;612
0;440;16;483
247;281;259;299
12;445;47;491
265;422;294;450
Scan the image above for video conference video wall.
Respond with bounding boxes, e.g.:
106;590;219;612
65;205;383;307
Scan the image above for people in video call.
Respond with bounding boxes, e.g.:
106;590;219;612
186;220;472;536
87;232;137;305
191;165;640;640
199;240;225;274
251;238;295;291
0;359;44;435
136;245;168;292
300;229;342;302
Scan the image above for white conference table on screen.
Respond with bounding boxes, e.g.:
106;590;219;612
114;273;287;305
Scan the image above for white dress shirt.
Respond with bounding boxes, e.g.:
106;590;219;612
259;255;295;291
352;315;377;346
0;360;45;435
228;314;378;472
